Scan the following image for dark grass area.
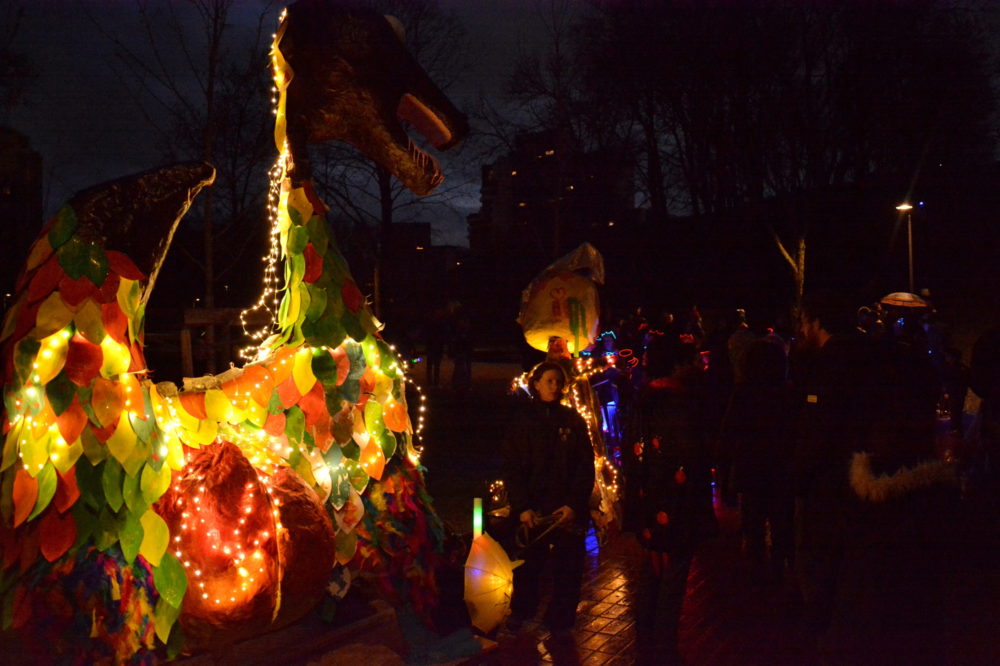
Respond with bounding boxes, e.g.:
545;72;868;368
414;361;525;536
403;361;527;642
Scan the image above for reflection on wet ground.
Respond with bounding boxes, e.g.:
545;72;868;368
486;496;812;665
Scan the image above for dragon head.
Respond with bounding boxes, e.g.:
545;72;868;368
275;0;469;195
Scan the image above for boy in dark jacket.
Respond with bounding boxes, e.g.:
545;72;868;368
501;361;594;635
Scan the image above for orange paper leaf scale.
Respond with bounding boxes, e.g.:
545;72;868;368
55;397;88;445
38;509;77;562
178;392;208;421
91;377;124;428
242;365;276;405
268;346;298;385
12;468;39;528
53;467;80;514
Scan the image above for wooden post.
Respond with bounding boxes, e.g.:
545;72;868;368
181;308;271;378
180;328;194;378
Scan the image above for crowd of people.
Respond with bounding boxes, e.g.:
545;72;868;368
493;292;1000;664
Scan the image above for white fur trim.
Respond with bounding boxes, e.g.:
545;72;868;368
849;452;956;503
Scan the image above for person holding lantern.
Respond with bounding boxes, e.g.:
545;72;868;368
627;334;717;664
501;361;595;636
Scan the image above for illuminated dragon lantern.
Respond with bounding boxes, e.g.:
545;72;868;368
0;0;467;662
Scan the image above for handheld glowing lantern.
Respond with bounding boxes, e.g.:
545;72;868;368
473;497;483;540
463;532;520;634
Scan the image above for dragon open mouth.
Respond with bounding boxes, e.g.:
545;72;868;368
398;93;452;190
405;137;444;191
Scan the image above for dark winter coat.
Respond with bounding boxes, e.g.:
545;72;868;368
793;335;938;500
793;335;874;497
970;327;1000;457
794;334;942;636
723;383;795;495
501;400;594;528
627;369;717;554
822;452;960;665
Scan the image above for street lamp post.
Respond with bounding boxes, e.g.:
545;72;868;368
896;203;914;293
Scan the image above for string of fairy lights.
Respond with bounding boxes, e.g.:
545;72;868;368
238;10;289;362
169;471;285;610
238;151;287;362
385;345;428;455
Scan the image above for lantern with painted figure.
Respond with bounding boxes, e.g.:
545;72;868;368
517;243;604;355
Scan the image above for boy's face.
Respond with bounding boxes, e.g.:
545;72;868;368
533;369;564;403
798;313;823;349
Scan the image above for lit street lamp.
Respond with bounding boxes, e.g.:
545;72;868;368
896;203;914;293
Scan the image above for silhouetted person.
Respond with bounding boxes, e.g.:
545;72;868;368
627;335;716;664
619;306;649;392
941;346;969;434
591;331;624;449
855;304;885;339
685;304;706;348
702;314;736;501
546;334;618;539
727;308;756;385
423;307;449;387
970;326;1000;504
791;290;866;634
821;340;955;665
793;289;942;649
722;337;795;582
718;308;756;505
